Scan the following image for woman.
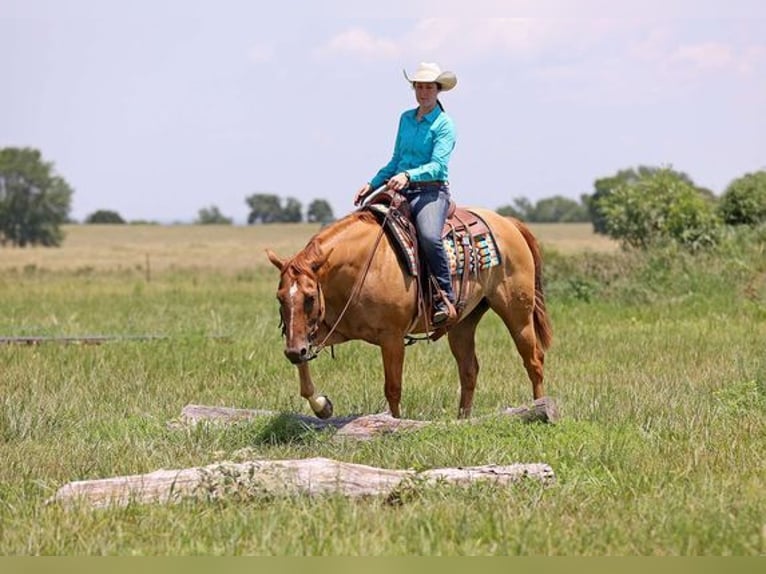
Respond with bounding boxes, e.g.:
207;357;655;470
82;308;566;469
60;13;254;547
354;62;458;326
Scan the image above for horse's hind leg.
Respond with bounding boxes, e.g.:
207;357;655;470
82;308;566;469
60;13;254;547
488;291;546;401
447;300;489;418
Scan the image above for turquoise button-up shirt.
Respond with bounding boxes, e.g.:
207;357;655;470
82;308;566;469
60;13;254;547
369;105;456;189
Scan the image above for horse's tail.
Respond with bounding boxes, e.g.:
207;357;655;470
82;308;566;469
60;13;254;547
512;219;553;351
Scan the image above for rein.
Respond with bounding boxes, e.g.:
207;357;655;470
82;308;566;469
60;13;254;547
310;202;393;356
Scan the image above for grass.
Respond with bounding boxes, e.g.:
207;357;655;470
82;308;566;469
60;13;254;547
0;222;764;555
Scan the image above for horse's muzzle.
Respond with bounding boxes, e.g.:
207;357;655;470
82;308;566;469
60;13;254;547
284;345;316;364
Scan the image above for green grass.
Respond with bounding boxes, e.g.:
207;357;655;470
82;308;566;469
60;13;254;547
0;224;764;555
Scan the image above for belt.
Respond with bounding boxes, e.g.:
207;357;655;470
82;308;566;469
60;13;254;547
408;180;448;189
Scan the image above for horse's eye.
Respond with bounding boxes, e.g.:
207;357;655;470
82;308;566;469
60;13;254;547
304;295;315;310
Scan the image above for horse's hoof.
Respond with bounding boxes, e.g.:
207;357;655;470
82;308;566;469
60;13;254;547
312;395;334;419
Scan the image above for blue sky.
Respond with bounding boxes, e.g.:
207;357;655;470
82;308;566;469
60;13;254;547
2;0;765;223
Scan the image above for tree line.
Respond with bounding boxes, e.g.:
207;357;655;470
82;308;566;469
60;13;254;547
83;196;335;226
2;146;765;250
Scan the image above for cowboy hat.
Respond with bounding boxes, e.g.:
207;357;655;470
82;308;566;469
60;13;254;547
403;62;457;91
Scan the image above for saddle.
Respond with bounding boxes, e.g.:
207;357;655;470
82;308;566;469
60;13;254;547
365;190;501;336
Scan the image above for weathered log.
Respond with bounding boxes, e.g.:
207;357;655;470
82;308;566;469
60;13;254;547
501;396;560;424
173;405;430;438
173;396;559;438
49;457;555;509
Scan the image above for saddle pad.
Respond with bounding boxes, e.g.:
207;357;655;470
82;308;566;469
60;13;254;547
444;233;501;276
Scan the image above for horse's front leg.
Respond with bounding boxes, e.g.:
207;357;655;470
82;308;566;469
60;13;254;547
380;339;406;418
297;362;333;419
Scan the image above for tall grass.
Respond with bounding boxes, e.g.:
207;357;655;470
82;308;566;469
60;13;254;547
0;224;764;555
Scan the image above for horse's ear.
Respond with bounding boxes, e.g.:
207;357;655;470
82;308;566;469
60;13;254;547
265;249;285;271
311;246;334;273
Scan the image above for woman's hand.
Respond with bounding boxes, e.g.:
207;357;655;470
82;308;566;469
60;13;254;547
387;172;410;192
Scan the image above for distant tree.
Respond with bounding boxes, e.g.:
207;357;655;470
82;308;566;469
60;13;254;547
307;199;335;224
195;205;233;225
280;197;303;223
245;193;283;224
245;193;305;224
531;196;589;222
85;209;125;224
497;198;532;220
586;166;697;235
598;168;721;251
718;171;766;226
496;196;588;222
496;204;525;219
0;147;73;247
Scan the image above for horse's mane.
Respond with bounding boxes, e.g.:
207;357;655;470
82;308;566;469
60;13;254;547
314;210;377;241
284;210;377;278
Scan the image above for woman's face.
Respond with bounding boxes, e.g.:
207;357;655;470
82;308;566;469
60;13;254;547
413;82;440;109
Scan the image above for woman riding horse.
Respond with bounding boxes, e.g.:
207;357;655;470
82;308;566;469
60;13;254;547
354;62;459;327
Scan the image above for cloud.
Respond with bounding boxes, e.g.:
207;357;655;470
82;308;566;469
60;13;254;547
670;42;734;70
636;34;766;85
407;18;536;59
313;17;766;106
316;18;626;65
315;27;400;60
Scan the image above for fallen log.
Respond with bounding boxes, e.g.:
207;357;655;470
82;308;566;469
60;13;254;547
501;396;560;423
172;406;431;438
172;396;559;438
49;456;555;509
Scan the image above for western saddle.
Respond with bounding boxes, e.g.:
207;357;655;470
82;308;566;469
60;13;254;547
365;190;501;337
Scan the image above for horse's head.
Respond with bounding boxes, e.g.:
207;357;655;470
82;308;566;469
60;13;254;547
266;243;332;364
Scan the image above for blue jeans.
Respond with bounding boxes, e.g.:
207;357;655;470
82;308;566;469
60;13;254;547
407;187;455;304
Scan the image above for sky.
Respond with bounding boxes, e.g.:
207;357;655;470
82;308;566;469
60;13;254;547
2;0;765;224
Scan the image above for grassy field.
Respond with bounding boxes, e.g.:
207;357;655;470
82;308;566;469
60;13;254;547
0;222;764;555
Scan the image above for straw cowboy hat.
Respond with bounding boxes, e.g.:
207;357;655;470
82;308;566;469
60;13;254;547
403;62;457;91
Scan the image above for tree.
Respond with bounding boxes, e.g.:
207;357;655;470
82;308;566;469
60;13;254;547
718;171;766;226
195;205;233;225
598;168;721;251
0;147;73;247
280;197;303;223
497;198;532;220
245;193;283;224
586;166;696;235
245;193;304;224
307;199;335;224
85;209;125;224
496;196;589;222
496;204;524;219
530;196;589;222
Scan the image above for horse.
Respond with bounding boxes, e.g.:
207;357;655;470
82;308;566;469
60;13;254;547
265;202;553;420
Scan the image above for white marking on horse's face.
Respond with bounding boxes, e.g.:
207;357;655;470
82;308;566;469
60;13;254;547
286;282;298;339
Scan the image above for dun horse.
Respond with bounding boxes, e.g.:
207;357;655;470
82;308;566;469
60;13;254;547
266;202;552;419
